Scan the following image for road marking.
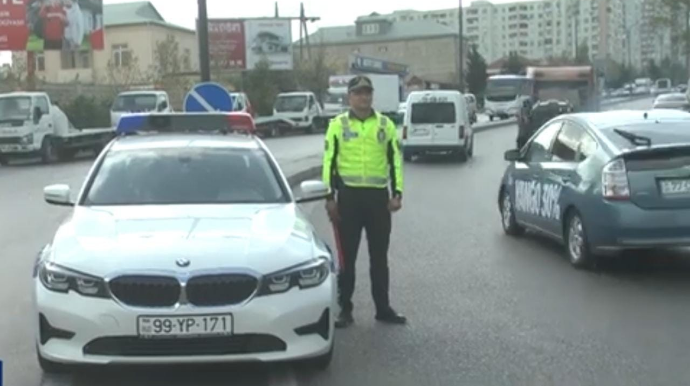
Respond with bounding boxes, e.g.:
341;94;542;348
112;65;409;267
189;90;217;112
267;365;298;386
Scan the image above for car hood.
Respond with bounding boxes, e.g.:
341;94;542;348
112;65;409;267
50;204;318;277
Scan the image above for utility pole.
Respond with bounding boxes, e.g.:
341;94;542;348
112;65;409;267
458;0;464;92
197;0;211;82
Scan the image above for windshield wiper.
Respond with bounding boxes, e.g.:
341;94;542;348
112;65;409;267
614;128;652;147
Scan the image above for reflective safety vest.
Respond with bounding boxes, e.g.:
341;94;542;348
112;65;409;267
322;111;403;196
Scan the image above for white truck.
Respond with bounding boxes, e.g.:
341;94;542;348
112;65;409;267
270;91;324;134
110;90;172;128
0;92;114;165
323;74;400;120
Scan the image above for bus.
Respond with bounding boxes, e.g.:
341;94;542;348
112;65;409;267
525;66;599;112
484;75;535;121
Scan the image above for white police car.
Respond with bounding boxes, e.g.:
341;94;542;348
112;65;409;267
34;113;336;372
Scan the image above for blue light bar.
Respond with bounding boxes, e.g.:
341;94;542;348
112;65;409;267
115;113;255;136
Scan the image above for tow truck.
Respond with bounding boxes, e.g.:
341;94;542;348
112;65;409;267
0;92;114;165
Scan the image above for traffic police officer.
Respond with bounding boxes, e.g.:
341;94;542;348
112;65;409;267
322;75;407;329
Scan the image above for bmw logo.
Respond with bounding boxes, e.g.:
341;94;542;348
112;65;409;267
176;258;191;268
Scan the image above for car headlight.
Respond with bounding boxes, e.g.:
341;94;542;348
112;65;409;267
38;262;109;299
20;133;33;145
258;258;331;296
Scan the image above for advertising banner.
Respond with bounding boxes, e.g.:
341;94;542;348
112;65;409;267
0;0;104;52
244;19;293;70
208;19;246;70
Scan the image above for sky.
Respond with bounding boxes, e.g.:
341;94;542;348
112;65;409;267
0;0;531;65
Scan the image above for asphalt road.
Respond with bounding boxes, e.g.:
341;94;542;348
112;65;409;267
4;97;682;386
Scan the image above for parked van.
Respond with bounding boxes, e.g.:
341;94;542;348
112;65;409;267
402;90;474;162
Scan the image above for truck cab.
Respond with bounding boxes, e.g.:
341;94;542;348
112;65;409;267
111;91;171;128
273;92;322;133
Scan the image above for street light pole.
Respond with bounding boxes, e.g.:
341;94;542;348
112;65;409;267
198;0;211;82
458;0;464;92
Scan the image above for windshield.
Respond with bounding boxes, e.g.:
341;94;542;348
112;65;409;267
0;97;31;121
84;147;288;206
411;102;456;124
112;95;158;113
325;93;347;106
486;78;529;101
274;96;308;112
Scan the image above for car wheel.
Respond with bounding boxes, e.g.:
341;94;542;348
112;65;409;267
565;210;597;269
40;137;58;164
0;155;8;166
37;350;71;374
305;124;314;134
467;136;474;158
489;115;494;121
500;189;525;236
454;148;467;162
302;343;333;371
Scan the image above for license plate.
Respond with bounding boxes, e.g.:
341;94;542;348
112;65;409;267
660;179;690;196
411;128;429;136
137;314;233;338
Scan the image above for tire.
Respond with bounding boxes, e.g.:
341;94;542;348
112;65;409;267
0;155;8;166
301;343;333;371
40;137;58;164
564;210;597;269
489;115;494;122
454;148;468;162
37;350;71;374
305;124;314;134
500;188;525;236
467;136;474;158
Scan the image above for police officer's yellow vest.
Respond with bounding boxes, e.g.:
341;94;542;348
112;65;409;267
322;112;403;195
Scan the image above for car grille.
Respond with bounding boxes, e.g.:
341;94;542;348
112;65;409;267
187;274;258;306
0;137;21;145
109;276;181;307
83;334;287;356
108;274;259;308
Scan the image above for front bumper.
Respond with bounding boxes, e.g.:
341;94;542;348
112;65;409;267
0;142;38;155
34;275;336;365
586;201;690;253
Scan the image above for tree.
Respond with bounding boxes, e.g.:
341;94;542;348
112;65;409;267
152;35;194;109
575;42;591;65
294;46;334;104
465;44;488;97
244;59;279;116
646;59;662;80
660;56;689;84
501;52;524;75
655;0;690;75
105;54;146;94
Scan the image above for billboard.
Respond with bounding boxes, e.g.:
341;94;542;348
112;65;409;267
0;0;104;52
208;18;293;71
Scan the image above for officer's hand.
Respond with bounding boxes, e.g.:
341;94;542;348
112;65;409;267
388;197;402;213
326;199;340;222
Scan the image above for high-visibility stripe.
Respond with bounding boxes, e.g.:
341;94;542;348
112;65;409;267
340;175;389;185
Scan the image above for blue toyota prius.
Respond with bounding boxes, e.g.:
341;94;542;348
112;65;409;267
498;109;690;268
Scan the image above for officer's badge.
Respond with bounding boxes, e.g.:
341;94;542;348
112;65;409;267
343;131;359;141
377;129;386;144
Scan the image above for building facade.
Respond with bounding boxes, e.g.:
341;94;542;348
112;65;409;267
306;17;465;86
357;0;627;65
13;2;198;84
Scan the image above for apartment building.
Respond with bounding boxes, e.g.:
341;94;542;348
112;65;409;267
358;0;626;65
639;0;675;66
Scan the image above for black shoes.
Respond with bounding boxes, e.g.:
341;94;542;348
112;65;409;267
375;308;407;325
335;310;354;329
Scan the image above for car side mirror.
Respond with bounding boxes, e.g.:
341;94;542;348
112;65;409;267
34;107;43;123
296;180;330;204
504;149;521;162
158;101;169;111
44;184;74;207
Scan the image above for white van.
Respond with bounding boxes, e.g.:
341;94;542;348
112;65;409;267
402;90;474;162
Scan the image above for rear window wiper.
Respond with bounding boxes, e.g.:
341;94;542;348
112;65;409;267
614;128;652;147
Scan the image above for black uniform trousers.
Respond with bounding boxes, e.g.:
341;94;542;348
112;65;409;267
336;185;392;314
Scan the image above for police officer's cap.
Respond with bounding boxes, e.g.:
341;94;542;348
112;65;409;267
348;76;374;93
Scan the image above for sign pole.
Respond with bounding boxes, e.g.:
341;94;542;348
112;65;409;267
458;0;464;92
197;0;211;82
27;51;35;91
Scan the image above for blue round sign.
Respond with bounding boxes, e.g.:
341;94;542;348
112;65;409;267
184;82;234;112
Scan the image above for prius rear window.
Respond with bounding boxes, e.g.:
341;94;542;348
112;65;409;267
411;103;456;124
